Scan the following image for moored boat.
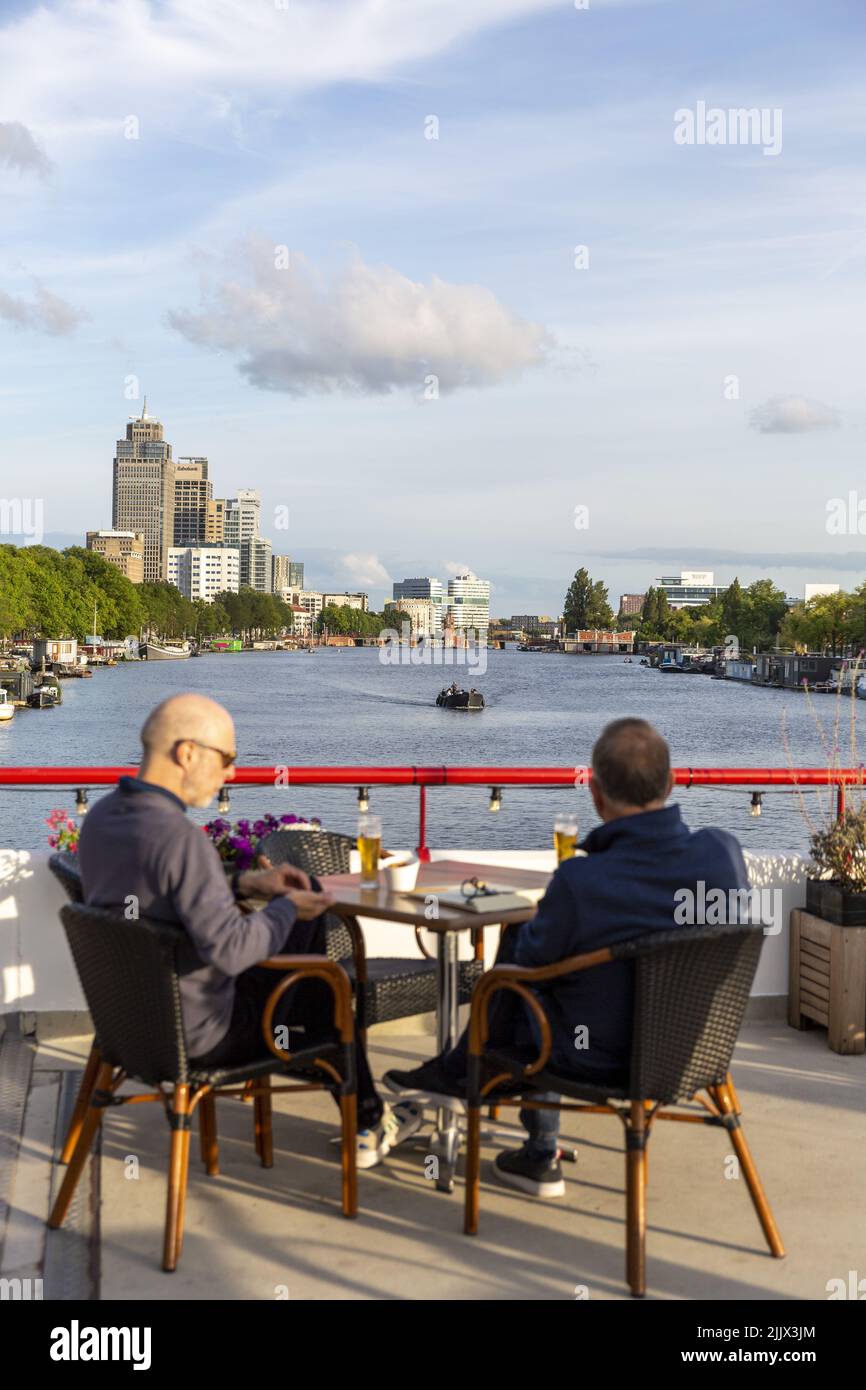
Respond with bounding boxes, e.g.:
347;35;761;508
140;642;192;660
0;688;14;722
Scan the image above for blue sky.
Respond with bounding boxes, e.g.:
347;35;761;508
1;0;865;614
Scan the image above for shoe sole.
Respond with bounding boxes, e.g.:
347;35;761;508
356;1112;424;1169
493;1162;565;1198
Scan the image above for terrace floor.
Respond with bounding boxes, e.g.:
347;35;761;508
1;1018;863;1301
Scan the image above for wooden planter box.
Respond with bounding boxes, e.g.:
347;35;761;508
789;906;866;1054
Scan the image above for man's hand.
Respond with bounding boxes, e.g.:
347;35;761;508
284;888;336;920
238;859;312;899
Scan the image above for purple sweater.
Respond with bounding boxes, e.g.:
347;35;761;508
77;776;298;1055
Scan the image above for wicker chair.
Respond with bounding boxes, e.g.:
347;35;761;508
48;902;357;1271
463;924;785;1297
258;829;484;1043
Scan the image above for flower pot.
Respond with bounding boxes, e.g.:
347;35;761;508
806;877;866;927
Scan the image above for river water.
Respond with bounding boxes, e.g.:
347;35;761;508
0;648;857;854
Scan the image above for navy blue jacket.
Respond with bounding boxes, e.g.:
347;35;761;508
512;804;749;1079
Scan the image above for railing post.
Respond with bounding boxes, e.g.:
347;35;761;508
416;785;430;862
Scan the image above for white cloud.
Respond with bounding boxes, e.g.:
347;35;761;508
340;553;391;590
749;395;840;434
167;240;550;395
443;561;477;577
0;283;88;336
0;121;51;177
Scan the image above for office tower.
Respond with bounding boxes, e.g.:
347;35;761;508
384;599;436;638
240;535;272;591
223;490;261;548
655;571;727;609
112;399;176;582
85;530;145;584
288;561;304;589
166;545;240;602
618;594;645;617
446;571;490;643
393;577;445;636
205;498;225;544
173;458;211;547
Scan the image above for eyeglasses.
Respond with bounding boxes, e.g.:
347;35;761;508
460;876;495;900
173;738;237;769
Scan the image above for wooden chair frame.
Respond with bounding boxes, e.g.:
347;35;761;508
49;955;357;1272
463;948;785;1297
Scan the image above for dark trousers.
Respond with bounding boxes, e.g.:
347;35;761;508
440;927;560;1157
192;914;383;1130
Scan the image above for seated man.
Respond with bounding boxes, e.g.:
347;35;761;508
77;693;420;1168
385;717;750;1197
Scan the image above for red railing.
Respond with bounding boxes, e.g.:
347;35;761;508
0;765;859;858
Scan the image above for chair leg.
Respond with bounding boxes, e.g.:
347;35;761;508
725;1072;743;1116
711;1081;785;1258
163;1084;192;1273
487;1105;500;1121
254;1077;273;1169
340;1091;358;1218
463;1104;482;1235
199;1092;219;1175
49;1061;115;1229
625;1100;647;1297
60;1042;102;1164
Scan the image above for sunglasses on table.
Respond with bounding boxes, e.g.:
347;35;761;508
173;738;237;769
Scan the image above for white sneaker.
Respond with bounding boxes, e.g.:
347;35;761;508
356;1101;423;1170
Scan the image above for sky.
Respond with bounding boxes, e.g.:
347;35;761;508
1;0;865;616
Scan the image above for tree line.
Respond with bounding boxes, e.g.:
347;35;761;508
561;565;866;655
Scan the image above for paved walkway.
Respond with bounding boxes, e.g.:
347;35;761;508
1;1020;863;1300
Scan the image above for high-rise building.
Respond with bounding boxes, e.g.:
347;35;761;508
223;490;261;548
446;571;490;643
166;544;240;602
204;497;225;544
173;458;212;547
86;530;145;584
112;400;176;582
288;561;304;589
240;535;272;592
393;577;445;636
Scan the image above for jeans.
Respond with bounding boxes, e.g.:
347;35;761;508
439;928;561;1159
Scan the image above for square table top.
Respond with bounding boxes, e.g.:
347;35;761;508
319;857;552;934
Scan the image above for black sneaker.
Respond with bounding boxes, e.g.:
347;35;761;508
493;1148;566;1198
383;1058;466;1107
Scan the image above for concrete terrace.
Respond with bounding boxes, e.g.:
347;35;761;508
1;1017;863;1302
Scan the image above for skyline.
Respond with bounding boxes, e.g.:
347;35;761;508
2;0;865;613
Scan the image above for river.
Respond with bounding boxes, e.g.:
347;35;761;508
0;648;857;855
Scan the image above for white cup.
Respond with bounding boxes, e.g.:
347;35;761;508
382;855;421;892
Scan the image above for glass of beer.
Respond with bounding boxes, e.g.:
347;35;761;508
554;814;578;863
357;814;382;889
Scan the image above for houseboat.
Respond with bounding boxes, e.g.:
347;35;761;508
0;688;14;722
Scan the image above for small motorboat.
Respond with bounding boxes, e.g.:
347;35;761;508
0;688;14;721
436;684;485;711
28;686;57;709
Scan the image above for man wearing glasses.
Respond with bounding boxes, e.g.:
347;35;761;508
77;693;411;1165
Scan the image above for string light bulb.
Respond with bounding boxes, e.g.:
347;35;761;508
218;785;231;815
489;786;502;813
75;788;89;816
357;786;370;813
750;792;763;818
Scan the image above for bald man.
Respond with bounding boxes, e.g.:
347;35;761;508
78;694;418;1164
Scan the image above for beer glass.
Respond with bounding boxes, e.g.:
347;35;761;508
554;815;578;863
357;814;382;889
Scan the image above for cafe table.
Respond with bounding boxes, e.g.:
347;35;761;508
320;857;552;1192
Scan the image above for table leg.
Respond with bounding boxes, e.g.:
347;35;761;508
429;930;460;1193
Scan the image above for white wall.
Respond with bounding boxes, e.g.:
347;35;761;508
0;847;807;1017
